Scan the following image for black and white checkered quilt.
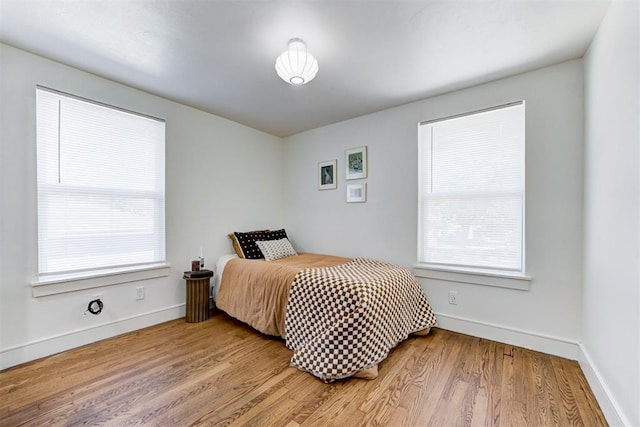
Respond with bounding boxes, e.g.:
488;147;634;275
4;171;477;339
285;258;437;382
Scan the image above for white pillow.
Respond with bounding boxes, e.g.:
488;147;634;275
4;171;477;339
256;238;297;261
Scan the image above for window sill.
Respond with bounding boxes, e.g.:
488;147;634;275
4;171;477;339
31;263;171;297
413;264;531;290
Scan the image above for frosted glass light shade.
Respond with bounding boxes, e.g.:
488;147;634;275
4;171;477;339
275;38;318;85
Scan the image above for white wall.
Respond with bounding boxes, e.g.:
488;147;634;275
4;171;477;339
284;60;585;357
0;43;284;369
2;9;636;422
583;1;640;426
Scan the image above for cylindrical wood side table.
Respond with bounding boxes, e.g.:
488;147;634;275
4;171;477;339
184;276;211;323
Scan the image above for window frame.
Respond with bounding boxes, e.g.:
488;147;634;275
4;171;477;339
33;86;169;295
415;101;531;289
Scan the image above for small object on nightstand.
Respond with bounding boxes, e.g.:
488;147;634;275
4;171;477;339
183;269;213;279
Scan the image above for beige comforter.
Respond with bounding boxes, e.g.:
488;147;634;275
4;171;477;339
216;253;349;337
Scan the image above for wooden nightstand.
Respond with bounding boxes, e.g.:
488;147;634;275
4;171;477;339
184;270;213;323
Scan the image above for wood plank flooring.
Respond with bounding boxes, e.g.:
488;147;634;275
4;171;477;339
1;312;607;426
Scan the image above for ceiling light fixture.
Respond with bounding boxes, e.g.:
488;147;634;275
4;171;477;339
275;38;318;85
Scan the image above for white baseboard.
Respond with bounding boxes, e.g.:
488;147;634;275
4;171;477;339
0;304;185;371
578;345;629;427
435;312;580;360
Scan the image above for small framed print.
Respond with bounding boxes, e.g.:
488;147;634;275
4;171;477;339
318;159;337;190
345;146;367;180
346;183;367;203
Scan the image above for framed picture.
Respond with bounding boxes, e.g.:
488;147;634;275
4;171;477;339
318;159;337;190
345;146;367;180
346;183;367;203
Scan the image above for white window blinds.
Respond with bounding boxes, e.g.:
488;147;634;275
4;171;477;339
418;102;525;273
36;87;166;276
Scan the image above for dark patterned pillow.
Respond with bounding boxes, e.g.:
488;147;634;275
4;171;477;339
230;230;269;259
265;228;288;241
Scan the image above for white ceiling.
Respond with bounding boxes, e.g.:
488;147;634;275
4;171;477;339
0;0;611;137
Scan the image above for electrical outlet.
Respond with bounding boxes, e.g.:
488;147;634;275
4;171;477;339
136;286;145;300
85;294;104;316
449;290;458;305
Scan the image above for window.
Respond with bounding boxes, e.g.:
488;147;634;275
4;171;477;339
36;87;166;278
417;101;525;276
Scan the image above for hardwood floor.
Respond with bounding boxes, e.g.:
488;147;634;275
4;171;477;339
1;312;607;426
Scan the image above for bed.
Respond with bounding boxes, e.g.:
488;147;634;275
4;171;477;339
214;231;437;382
